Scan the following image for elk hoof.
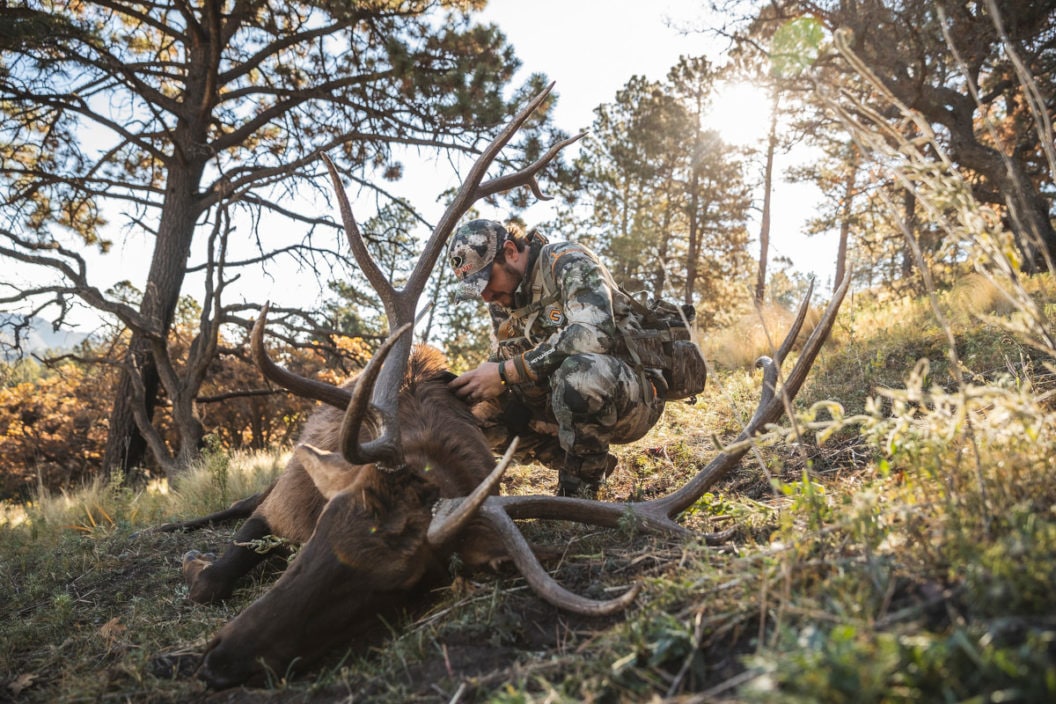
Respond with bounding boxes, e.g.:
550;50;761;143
182;550;216;568
182;551;230;604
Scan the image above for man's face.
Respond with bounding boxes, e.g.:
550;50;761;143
480;260;521;308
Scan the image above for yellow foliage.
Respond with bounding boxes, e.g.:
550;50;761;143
0;363;114;499
704;303;821;370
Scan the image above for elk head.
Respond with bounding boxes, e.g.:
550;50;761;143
197;451;444;688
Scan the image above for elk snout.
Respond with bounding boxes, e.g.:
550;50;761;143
197;634;269;689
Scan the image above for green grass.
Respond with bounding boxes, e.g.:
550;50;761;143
2;274;1055;703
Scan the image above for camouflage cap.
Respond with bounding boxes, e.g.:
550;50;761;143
447;219;507;302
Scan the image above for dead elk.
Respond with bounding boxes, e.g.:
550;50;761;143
184;325;525;688
148;82;850;689
170;277;845;690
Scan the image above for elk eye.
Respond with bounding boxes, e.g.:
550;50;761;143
451;255;462;268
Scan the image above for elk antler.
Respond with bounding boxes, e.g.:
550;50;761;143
250;84;580;464
429;434;640;616
338;323;412;468
251;305;415;466
428;437;521;545
251;302;352;410
320;81;583;470
431;273;852;615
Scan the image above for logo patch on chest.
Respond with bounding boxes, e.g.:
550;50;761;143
544;304;564;325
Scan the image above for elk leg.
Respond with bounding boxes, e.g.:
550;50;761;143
183;515;273;604
132;489;271;538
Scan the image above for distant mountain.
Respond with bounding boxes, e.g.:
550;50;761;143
1;315;93;360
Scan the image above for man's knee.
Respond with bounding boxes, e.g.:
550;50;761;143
553;354;617;415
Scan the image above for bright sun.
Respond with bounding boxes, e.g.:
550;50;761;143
704;81;774;147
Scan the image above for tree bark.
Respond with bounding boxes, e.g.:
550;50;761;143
101;140;207;477
653;195;674;300
951;134;1056;272
866;23;1056;272
101;6;219;479
835;154;858;291
900;189;917;283
684;167;700;306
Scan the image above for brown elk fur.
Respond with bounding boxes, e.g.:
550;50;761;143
181;345;508;686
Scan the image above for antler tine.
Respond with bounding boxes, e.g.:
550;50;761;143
338;322;414;468
733;277;816;427
428;437;520;546
480;501;643;616
475;130;586;202
747;357;781;429
774;277;815;366
651;272;850;518
320;153;398;309
407;82;568;294
319;150;414;473
770;271;850;415
251;302;353;410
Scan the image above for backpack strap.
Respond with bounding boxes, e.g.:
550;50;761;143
503;242;579;340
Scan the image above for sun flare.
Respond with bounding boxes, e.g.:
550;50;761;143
705;81;774;147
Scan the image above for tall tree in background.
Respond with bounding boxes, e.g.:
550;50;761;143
753;86;779;305
675;129;753;317
748;0;1056;274
566;57;752;325
667;56;753;309
572;74;687;291
0;1;554;477
719;11;826;303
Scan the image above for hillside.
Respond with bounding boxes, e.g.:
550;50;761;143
1;275;1054;703
0;315;93;362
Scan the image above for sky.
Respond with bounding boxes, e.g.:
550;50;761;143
401;0;833;287
41;1;836;331
475;2;783;146
475;0;834;285
479;1;719;134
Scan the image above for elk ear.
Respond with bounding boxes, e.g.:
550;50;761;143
295;444;353;499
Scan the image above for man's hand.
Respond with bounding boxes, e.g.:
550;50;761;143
449;362;504;402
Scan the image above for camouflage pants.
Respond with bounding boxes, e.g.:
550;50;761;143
475;353;665;481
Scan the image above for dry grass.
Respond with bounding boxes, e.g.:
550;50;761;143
2;273;1055;703
704;303;822;372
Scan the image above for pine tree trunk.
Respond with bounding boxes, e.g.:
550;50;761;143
754;88;779;306
835;148;859;289
900;189;917;283
920;96;1056;272
684;171;700;306
102;163;204;479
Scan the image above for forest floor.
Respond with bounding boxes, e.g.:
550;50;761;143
3;273;1056;703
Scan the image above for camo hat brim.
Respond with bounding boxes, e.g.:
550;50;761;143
455;265;493;302
447;219;506;302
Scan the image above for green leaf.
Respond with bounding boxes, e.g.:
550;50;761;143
770;17;825;78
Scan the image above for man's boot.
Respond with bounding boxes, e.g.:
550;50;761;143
556;452;618;498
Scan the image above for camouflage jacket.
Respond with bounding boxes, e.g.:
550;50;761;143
487;235;647;381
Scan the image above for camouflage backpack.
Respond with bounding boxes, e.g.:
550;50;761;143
619;297;708;401
507;241;707;402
